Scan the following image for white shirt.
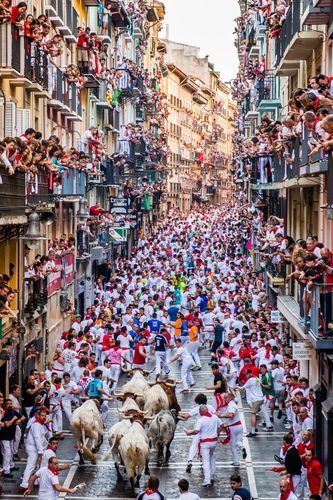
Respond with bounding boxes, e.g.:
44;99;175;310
222;400;241;426
189;404;215;422
26;420;48;454
179;493;201;500
176;346;192;363
41;448;56;468
196;414;220;440
243;377;264;403
35;466;59;500
63;381;78;402
272;367;285;391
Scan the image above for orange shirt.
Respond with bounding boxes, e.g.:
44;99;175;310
189;325;199;342
173;318;182;337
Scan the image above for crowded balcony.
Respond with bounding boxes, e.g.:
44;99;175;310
254;220;333;349
275;0;324;75
0;25;48;93
49;67;82;119
107;0;130;27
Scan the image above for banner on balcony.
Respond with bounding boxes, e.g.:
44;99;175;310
109;197;128;218
64;253;75;286
47;258;62;295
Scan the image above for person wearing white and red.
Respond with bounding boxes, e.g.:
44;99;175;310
278;479;297;500
136;474;165;500
179;393;216;473
20;409;49;490
185;405;222;487
218;392;246;466
305;449;324;496
25;456;77;499
49;378;65;438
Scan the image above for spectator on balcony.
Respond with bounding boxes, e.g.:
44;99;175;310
0;0;11;24
317;74;333;96
77;27;90;73
11;1;27;28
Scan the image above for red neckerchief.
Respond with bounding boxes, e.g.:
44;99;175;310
54;384;61;390
145;488;158;495
313;97;321;111
201;412;212;418
48;465;59;476
113;346;120;351
280;490;292;500
265;344;271;359
47;446;54;451
34;417;44;425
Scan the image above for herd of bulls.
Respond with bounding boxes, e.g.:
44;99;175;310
71;368;184;491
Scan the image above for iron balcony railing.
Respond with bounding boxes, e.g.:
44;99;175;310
275;0;301;67
0;170;26;213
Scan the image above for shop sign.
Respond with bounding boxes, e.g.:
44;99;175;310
109;227;127;242
110;197;128;215
47;258;62;295
270;310;283;323
292;342;313;361
64;253;75;286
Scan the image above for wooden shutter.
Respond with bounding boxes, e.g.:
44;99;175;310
4;102;16;137
16;109;31;137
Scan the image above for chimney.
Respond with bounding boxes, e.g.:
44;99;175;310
165;24;169;40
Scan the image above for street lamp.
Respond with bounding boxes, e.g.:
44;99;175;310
76;199;89;222
22;211;47;249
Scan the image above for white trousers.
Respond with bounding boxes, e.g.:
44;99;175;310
181;360;194;390
201;441;217;484
51;405;63;432
0;440;14;473
110;364;121;391
229;424;244;464
261;398;272;427
20;444;39;488
188;434;200;462
187;341;201;368
62;400;73;425
155;352;169;375
13;425;21;455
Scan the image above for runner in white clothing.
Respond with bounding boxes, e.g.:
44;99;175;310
217;392;246;466
179;393;216;473
24;456;78;499
171;339;195;392
20;409;49;489
185;405;222;486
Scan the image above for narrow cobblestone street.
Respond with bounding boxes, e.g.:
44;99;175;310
4;352;287;499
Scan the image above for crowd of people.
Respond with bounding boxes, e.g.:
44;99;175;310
231;72;333;184
0;201;329;499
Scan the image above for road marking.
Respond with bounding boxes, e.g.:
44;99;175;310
238;394;259;500
59;452;79;499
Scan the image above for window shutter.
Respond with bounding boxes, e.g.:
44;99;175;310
4;102;16;137
16;109;31;137
0;97;4;138
0;24;9;67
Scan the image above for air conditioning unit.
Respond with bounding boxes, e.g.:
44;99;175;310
60;291;69;312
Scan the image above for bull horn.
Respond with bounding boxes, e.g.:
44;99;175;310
165;381;176;388
148;381;156;386
176;380;183;384
142;368;155;376
133;393;144;399
114;391;125;397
